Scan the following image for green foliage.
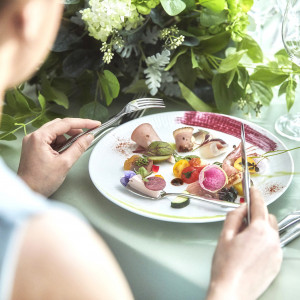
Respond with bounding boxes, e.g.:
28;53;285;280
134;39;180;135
2;0;300;141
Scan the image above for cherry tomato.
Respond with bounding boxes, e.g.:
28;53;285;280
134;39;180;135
189;157;201;168
173;159;190;178
181;166;201;184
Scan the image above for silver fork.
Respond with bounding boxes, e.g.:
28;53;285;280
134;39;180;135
57;97;164;153
278;211;300;247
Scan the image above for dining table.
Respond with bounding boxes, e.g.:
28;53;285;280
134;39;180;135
1;91;300;300
2;3;300;299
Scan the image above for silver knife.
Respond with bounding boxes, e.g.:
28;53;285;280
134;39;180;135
241;123;251;224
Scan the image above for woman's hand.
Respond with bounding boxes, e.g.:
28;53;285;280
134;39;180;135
206;187;282;300
18;118;101;197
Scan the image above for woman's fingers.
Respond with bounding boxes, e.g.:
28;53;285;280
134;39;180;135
39;118;101;139
250;187;268;221
60;133;95;167
222;204;247;240
268;214;279;231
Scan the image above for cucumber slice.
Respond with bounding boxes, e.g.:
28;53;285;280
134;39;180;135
171;194;190;209
147;155;171;162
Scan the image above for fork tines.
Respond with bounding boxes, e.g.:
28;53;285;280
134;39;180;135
135;98;165;108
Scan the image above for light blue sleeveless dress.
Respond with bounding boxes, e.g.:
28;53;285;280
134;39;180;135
0;159;83;300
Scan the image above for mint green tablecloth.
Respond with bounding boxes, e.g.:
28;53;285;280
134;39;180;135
1;94;300;300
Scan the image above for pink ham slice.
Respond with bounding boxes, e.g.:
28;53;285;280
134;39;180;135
173;127;194;152
131;123;161;149
186;181;218;198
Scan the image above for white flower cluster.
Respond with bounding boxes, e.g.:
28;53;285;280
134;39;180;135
159;25;185;50
81;0;143;42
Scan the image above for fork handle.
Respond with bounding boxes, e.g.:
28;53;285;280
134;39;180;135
164;193;240;209
57;112;124;153
280;223;300;247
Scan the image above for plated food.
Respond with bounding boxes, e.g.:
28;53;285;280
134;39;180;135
120;123;262;209
89;111;294;223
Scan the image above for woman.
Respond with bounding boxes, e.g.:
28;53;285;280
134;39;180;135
0;1;282;299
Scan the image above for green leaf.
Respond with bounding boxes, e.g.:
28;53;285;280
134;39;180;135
199;0;226;12
226;70;236;88
98;70;120;106
165;48;188;71
278;81;288;97
38;93;46;111
79;102;108;121
124;80;148;94
238;35;263;63
41;73;69;109
103;70;120;99
250;69;288;86
212;73;244;114
191;49;200;69
160;0;186;16
241;0;254;12
237;67;249;89
174;54;197;89
0;132;17;141
286;78;297;111
178;82;213;112
63;49;101;77
250;81;273;106
0;114;15;131
218;50;247;73
200;8;227;26
199;31;231;54
52;20;81;52
13;89;32;114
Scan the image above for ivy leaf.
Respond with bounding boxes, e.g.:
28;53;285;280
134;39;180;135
199;0;226;12
238;35;263;63
218;50;247;73
0;114;15;131
249;81;273;106
79;102;108;121
250;69;288;87
178;82;213;112
160;0;186;16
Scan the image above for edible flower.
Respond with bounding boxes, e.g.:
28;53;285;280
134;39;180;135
120;171;136;186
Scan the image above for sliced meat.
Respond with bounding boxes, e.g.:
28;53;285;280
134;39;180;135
144;177;166;191
131;123;161;149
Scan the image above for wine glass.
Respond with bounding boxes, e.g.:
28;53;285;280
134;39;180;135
275;0;300;141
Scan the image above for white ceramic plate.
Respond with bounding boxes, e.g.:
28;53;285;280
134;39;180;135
89;111;294;223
